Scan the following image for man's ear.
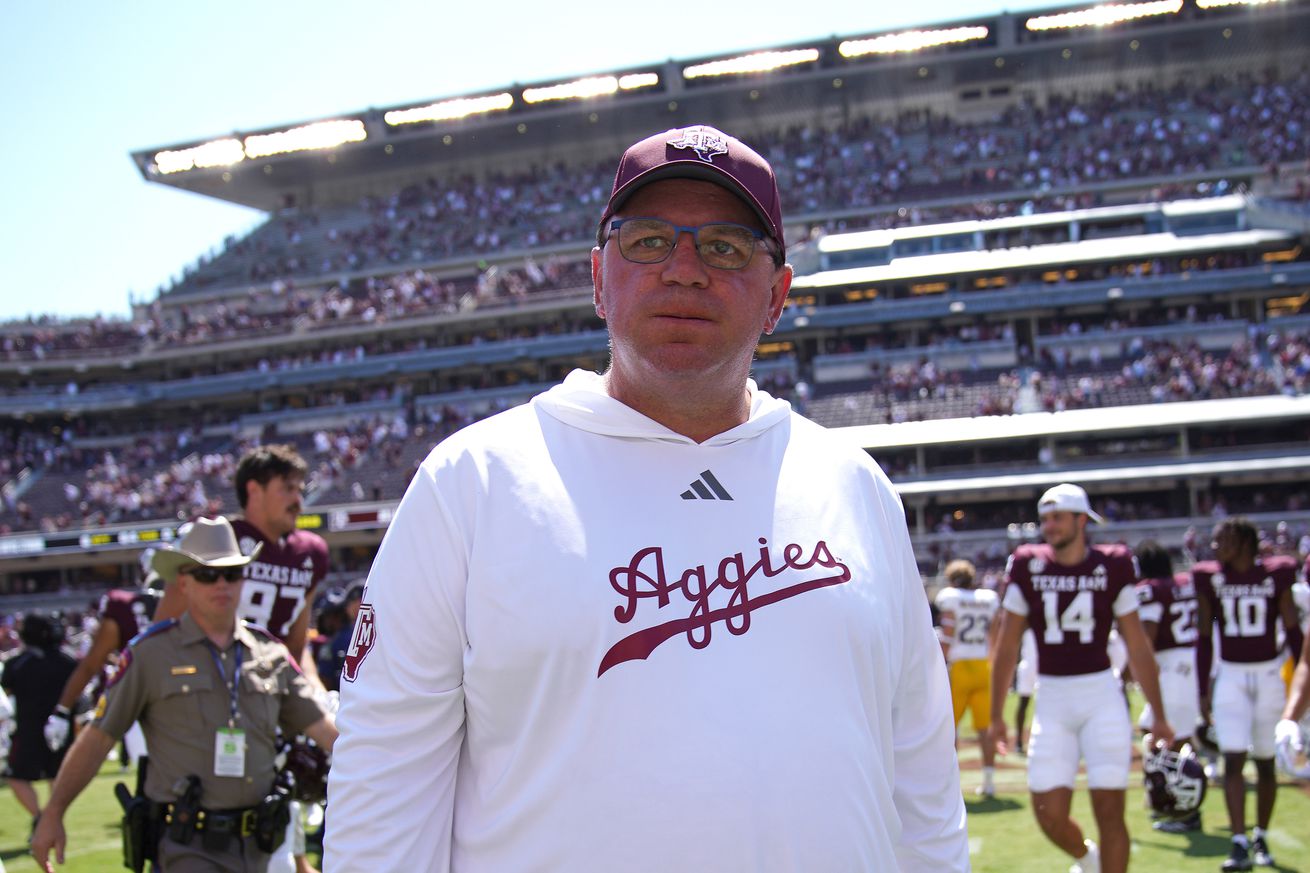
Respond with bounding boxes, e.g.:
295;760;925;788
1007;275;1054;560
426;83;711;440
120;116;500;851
592;247;606;320
763;264;793;335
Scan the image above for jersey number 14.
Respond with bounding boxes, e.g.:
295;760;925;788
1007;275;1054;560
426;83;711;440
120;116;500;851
1042;590;1095;644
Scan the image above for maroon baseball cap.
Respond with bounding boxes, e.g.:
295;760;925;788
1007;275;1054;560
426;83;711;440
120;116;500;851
597;125;785;253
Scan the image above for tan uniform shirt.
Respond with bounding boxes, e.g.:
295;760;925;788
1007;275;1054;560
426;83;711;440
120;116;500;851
94;612;325;809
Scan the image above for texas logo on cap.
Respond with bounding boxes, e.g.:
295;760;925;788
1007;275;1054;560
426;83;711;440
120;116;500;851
668;126;729;163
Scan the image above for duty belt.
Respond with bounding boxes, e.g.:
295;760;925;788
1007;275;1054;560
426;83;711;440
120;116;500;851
161;803;259;838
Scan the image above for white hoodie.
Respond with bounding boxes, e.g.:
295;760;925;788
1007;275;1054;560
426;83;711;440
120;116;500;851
327;370;968;872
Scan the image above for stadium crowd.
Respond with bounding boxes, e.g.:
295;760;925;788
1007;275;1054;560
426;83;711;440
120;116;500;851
0;202;1289;370
1;68;1306;362
204;70;1310;290
806;322;1310;426
2;321;1306;537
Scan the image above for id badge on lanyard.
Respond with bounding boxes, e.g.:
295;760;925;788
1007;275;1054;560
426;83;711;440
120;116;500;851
207;642;246;778
215;727;247;777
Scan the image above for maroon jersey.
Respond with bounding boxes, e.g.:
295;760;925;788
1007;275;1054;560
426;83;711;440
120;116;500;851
1003;542;1139;677
1192;555;1297;663
1134;572;1199;653
232;518;329;643
97;588;160;646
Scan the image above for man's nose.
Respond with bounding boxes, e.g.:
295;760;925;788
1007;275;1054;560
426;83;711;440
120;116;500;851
660;229;709;285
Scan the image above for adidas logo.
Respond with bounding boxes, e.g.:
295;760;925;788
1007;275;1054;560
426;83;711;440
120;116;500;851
680;470;733;501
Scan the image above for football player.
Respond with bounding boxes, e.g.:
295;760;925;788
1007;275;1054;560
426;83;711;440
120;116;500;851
989;484;1172;873
157;444;329;673
1132;539;1202;832
1193;517;1302;871
43;555;163;758
934;559;1001;796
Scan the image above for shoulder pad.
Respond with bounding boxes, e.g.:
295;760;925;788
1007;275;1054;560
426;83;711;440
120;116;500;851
127;618;178;647
1266;554;1298;575
1100;542;1135;563
241;620;281;643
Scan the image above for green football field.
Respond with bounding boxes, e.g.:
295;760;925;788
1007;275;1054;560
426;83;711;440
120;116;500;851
955;684;1310;871
954;738;1310;872
0;760;326;872
3;709;1307;872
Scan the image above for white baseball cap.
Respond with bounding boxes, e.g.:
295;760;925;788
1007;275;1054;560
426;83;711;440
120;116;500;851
1037;483;1104;524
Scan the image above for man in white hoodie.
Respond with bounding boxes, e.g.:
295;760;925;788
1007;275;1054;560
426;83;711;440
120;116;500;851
325;124;969;872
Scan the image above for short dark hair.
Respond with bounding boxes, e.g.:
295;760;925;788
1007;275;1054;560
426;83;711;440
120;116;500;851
1134;539;1174;579
20;612;60;650
235;444;308;509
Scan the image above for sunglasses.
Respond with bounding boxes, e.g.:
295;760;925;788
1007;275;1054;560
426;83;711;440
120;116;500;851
183;566;245;584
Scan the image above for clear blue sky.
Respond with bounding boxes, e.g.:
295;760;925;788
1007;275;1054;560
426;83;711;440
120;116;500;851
0;0;1046;323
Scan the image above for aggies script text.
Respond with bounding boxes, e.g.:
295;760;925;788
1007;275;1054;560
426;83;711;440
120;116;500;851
598;537;852;676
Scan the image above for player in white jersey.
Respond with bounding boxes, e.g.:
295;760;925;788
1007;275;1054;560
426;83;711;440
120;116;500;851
326;125;969;872
935;559;1001;796
990;484;1172;873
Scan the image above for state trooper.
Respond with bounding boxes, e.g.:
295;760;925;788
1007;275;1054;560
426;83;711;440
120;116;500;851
31;516;338;873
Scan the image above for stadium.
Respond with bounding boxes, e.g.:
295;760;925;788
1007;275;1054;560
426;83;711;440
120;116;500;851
2;0;1309;869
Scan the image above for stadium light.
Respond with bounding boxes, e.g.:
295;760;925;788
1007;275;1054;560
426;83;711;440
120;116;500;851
683;48;820;80
522;72;659;104
385;93;515;126
619;73;659;90
839;26;990;58
1196;0;1283;7
243;119;368;159
523;76;616;104
1025;0;1182;31
153;139;245;175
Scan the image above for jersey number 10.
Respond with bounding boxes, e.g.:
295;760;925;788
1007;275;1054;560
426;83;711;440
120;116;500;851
1220;595;1268;638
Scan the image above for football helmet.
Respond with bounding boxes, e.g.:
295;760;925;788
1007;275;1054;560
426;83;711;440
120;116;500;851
284;737;331;804
1143;741;1207;819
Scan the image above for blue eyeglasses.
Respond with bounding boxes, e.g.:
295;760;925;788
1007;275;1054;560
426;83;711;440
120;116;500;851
606;218;776;270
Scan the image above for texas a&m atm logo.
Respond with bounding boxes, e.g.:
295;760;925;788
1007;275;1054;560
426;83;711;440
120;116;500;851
341;598;376;683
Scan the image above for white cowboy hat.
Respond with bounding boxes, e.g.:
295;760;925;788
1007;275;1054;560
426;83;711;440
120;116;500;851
151;516;263;582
